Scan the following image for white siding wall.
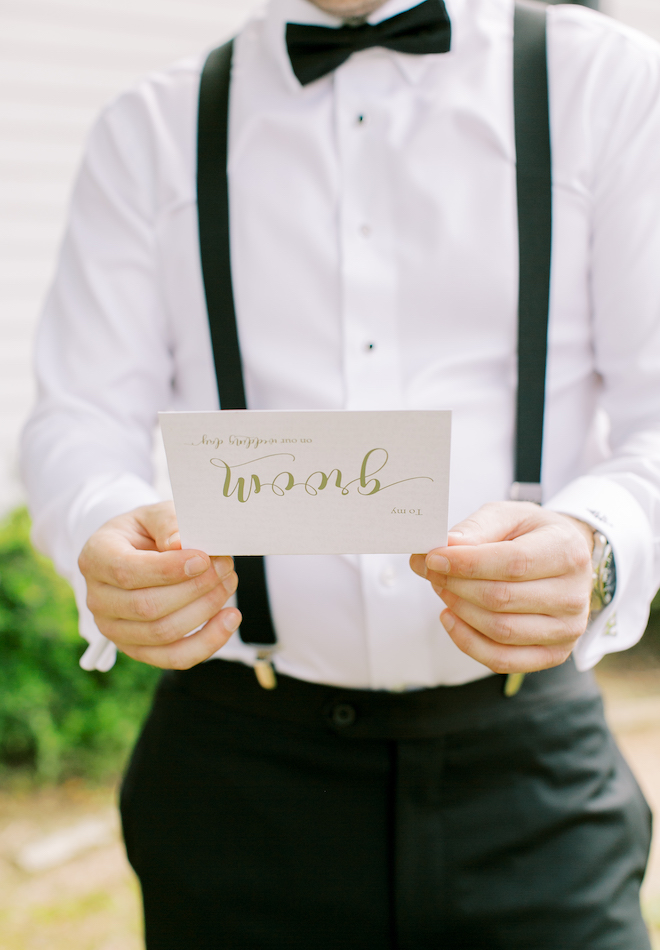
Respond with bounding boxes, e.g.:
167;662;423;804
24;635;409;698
0;0;258;515
603;0;660;37
0;0;658;516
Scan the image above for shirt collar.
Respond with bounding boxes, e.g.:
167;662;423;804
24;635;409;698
264;0;460;92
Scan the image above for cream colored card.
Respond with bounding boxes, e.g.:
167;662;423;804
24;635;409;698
159;410;451;555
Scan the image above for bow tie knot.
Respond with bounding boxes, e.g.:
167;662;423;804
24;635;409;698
286;0;452;86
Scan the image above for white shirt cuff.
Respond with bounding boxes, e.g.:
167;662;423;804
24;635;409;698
544;475;655;670
66;472;161;672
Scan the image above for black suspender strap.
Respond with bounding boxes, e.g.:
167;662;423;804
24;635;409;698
195;6;552;676
511;0;552;504
505;0;551;700
197;42;244;411
197;40;278;658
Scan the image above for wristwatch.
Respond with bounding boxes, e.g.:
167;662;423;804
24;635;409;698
590;530;616;617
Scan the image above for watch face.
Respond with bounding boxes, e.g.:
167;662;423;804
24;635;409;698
591;537;616;615
600;546;616;605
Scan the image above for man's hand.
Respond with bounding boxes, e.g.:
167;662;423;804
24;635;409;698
78;501;241;669
410;502;594;674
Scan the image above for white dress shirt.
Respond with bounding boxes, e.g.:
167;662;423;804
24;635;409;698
21;0;660;687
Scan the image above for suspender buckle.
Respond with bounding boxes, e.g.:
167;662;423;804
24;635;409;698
504;672;526;697
509;482;542;504
254;649;278;690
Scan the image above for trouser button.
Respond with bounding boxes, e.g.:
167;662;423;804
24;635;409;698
331;703;356;728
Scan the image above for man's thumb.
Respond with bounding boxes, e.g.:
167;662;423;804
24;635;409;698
446;501;540;546
137;501;181;552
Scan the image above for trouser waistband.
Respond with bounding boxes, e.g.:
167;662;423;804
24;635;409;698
161;655;599;740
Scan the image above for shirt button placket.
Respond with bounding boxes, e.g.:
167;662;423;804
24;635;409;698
335;62;402;412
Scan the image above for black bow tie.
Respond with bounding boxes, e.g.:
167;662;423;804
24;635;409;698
286;0;451;86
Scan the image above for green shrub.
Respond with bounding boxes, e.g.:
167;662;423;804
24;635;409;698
0;508;160;783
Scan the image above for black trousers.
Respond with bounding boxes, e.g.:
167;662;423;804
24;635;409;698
120;658;652;950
